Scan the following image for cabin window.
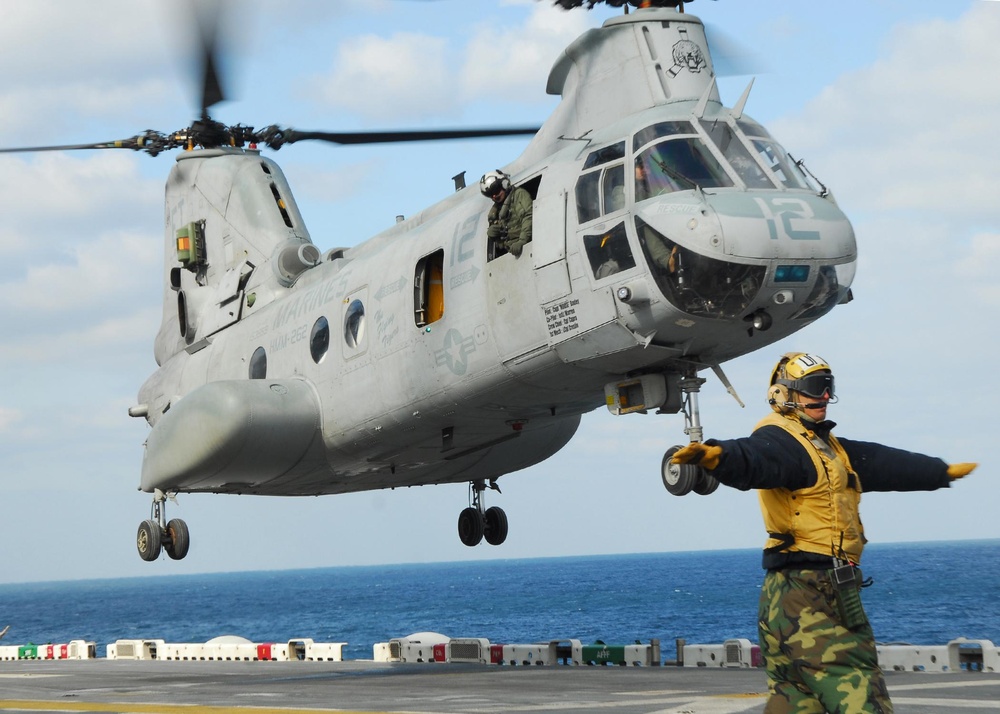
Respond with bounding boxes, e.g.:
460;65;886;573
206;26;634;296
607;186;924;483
583;222;636;280
414;249;445;327
310;316;330;363
575;162;626;224
635;217;764;319
249;346;267;379
344;300;366;349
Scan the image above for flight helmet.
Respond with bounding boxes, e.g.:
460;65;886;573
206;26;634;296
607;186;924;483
480;170;511;198
767;352;834;413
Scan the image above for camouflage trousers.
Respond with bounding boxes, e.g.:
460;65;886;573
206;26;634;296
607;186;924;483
758;568;893;714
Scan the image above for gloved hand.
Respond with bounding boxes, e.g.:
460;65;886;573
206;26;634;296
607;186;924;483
947;462;977;480
671;442;723;470
509;242;523;258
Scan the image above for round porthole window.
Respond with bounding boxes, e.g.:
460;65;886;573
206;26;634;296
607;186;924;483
310;316;330;363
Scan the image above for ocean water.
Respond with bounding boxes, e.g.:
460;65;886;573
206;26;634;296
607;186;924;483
1;540;997;661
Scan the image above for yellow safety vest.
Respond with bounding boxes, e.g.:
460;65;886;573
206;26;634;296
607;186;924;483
754;412;866;563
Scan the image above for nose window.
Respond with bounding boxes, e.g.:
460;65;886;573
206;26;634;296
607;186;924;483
635;217;764;319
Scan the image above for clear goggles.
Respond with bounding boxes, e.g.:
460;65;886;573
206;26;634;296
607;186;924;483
790;373;835;399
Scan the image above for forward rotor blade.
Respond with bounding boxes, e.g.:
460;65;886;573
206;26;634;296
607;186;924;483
0;140;142;153
263;126;539;149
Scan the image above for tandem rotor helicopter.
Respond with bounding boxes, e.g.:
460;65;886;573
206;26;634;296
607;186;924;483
2;0;856;561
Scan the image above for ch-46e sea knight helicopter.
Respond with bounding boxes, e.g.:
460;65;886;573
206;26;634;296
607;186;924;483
3;0;855;561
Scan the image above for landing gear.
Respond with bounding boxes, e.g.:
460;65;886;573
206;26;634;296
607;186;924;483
661;375;719;497
137;491;190;561
457;480;508;547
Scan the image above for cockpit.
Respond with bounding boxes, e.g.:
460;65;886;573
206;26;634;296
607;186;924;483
574;115;852;323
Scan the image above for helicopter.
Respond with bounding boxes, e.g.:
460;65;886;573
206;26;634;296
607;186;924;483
1;0;856;561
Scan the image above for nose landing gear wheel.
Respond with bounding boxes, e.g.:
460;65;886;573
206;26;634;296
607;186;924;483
458;507;484;547
137;519;162;561
693;472;720;495
483;506;508;546
662;445;698;496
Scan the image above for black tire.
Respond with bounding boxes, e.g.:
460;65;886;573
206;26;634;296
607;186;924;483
661;446;697;496
483;506;509;546
694;471;720;495
457;507;484;547
165;518;190;560
137;519;162;561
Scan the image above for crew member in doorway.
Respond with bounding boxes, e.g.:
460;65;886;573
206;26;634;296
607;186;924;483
671;352;977;714
481;170;532;258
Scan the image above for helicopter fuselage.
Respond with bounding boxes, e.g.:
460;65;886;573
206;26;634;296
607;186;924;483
132;7;855;550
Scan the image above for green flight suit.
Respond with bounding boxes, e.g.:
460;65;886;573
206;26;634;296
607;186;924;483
487;186;533;257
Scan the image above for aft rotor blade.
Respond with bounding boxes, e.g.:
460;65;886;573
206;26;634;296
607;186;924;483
264;126;539;149
194;0;227;115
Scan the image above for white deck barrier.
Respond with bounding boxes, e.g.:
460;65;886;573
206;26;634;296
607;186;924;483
683;639;762;668
878;638;999;673
2;634;995;671
0;640;96;661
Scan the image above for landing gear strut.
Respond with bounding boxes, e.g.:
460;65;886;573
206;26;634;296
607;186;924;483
661;375;719;497
137;490;190;561
457;479;508;547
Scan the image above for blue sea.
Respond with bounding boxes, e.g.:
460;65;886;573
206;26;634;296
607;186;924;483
1;540;997;661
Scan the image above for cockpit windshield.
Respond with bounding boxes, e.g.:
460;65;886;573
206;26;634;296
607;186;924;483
736;119;814;190
634;138;733;200
699;119;774;189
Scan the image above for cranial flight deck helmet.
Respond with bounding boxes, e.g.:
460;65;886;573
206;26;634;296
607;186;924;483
767;352;835;413
480;170;511;198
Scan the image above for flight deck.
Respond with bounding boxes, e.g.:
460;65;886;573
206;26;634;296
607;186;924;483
2;659;999;714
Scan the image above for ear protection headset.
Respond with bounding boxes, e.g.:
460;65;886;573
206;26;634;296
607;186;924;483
767;352;835;414
767;355;795;414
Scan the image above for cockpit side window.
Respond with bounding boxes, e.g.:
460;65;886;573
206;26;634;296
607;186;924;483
583;141;625;169
700;119;774;189
634;138;734;200
736;119;814;190
583;222;636;280
575;162;626;223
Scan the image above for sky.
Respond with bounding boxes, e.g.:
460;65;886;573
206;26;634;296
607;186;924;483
0;0;997;585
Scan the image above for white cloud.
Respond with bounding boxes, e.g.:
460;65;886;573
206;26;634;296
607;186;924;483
461;3;592;104
0;406;22;432
311;2;594;123
314;33;457;121
772;3;1000;220
953;231;1000;306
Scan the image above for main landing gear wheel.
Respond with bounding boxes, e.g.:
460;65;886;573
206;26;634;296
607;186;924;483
165;518;190;560
458;479;507;547
484;506;509;546
458;507;484;547
137;519;162;561
137;491;191;561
